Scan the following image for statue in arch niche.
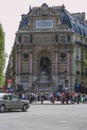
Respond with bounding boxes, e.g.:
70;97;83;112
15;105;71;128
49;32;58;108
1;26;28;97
40;56;50;81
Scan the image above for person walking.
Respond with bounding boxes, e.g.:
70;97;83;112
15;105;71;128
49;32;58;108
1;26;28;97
61;92;65;104
65;90;70;104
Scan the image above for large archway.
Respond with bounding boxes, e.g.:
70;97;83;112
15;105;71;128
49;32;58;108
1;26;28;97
40;56;51;75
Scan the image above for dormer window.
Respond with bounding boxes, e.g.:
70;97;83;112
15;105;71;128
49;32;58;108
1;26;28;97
18;36;21;43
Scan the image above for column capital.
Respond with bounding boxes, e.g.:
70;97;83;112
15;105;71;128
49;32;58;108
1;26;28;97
54;49;59;53
29;48;33;53
17;48;22;53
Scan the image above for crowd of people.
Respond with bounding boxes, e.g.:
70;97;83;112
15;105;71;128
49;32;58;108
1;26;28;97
15;90;87;105
1;87;87;105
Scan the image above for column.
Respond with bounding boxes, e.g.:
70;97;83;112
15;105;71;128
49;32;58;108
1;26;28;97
67;52;70;88
67;52;70;75
16;52;21;84
29;50;33;88
17;52;21;75
55;51;59;83
30;53;32;74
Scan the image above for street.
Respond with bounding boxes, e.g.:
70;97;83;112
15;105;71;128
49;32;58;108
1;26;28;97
0;103;87;130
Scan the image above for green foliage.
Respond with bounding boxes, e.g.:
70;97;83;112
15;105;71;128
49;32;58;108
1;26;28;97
0;23;5;86
84;60;87;65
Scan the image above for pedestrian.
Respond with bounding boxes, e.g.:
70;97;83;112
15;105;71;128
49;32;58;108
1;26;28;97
76;93;81;104
65;90;70;104
40;94;44;104
61;92;65;104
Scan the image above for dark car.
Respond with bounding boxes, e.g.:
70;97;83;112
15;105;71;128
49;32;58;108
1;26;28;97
0;93;30;112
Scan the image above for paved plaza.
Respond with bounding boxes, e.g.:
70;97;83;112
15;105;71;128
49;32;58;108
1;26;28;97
0;103;87;130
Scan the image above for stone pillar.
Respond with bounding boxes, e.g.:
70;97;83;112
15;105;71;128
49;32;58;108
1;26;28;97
67;52;70;75
67;52;71;89
30;53;32;74
16;51;21;84
55;51;59;84
17;52;21;75
29;49;33;89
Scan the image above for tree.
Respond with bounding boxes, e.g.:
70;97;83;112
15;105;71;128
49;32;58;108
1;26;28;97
0;23;5;86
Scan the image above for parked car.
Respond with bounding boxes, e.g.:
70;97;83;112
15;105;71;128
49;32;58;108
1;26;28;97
0;93;30;112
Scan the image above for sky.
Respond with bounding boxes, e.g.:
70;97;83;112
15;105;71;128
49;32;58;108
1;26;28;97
0;0;87;72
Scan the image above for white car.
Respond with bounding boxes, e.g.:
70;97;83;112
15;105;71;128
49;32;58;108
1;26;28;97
0;93;30;112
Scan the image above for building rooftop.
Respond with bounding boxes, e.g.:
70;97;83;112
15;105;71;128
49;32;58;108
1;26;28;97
19;3;87;37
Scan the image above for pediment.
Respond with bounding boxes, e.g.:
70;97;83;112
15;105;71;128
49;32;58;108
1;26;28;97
30;3;59;16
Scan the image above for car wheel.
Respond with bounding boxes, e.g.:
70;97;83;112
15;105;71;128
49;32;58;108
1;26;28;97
0;105;5;112
22;104;27;112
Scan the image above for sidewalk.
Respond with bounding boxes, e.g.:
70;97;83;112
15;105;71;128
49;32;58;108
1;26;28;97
31;100;87;105
31;100;61;105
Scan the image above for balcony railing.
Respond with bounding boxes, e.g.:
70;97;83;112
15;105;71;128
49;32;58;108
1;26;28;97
75;41;87;48
85;73;87;76
81;72;84;75
76;71;87;76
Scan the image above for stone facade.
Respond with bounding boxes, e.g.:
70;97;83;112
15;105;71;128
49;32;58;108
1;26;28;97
6;3;87;92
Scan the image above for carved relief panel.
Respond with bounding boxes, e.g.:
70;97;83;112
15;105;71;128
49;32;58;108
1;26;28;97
23;35;29;43
59;34;67;42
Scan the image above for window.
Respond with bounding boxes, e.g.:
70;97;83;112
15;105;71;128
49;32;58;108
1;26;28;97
4;95;10;100
67;35;70;42
30;34;33;43
10;95;18;101
55;35;59;42
76;49;79;59
18;36;21;43
81;51;84;60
